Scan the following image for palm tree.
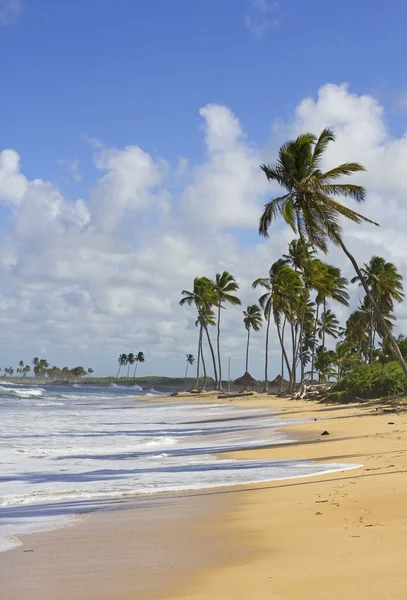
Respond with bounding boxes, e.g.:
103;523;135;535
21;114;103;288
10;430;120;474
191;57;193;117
184;354;195;379
133;352;145;379
351;256;404;363
23;365;31;377
87;368;94;375
213;272;241;390
334;341;360;378
126;353;135;379
317;309;340;345
116;353;128;380
180;277;218;389
18;360;24;377
243;305;262;373
252;259;289;392
258;127;407;378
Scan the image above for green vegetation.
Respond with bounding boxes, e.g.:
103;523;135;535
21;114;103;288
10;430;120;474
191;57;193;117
333;363;407;402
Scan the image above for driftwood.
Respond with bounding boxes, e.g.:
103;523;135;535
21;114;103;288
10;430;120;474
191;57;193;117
294;383;334;401
217;392;254;399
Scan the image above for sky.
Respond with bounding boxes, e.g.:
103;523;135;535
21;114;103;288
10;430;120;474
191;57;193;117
1;0;407;379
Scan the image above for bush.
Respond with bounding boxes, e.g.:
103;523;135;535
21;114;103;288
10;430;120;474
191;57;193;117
334;362;407;400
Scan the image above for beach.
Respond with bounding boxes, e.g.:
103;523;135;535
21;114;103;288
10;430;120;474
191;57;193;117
1;392;406;599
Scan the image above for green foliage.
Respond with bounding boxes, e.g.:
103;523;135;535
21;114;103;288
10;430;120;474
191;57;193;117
335;362;407;400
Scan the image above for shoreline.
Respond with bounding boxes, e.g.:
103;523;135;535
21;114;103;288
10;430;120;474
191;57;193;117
1;393;406;599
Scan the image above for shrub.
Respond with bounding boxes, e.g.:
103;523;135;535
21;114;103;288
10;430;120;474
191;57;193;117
334;362;407;400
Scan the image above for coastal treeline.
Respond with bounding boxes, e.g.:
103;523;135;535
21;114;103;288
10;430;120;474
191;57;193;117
1;358;93;381
180;128;407;397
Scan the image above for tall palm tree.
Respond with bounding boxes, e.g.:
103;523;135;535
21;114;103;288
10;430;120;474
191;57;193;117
180;277;218;389
133;352;145;379
243;305;262;373
213;272;241;390
116;353;128;380
252;259;288;392
258;127;407;378
184;354;195;379
126;353;135;379
351;256;404;363
317;309;340;345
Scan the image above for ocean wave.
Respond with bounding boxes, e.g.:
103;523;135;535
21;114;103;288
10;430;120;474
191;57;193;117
109;383;143;391
0;386;44;398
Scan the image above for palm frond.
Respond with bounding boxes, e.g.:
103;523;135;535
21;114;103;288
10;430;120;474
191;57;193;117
311;128;335;169
322;183;366;203
259;194;291;237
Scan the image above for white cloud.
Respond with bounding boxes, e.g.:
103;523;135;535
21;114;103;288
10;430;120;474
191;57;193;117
0;0;21;25
181;104;269;228
0;150;28;205
3;88;407;378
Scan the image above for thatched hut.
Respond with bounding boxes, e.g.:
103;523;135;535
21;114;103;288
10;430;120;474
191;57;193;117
234;371;259;391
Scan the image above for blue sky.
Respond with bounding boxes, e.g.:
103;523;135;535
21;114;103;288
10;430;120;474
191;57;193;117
2;0;407;184
2;0;407;378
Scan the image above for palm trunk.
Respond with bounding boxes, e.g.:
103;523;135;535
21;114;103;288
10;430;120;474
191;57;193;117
185;363;189;379
245;328;250;373
133;362;139;380
201;340;207;390
216;304;222;390
280;347;284;393
290;321;297;393
322;299;326;350
277;316;291;388
298;311;306;388
369;306;374;364
311;303;319;385
339;239;407;379
204;324;218;389
116;365;121;380
127;364;130;379
194;325;203;390
264;311;271;392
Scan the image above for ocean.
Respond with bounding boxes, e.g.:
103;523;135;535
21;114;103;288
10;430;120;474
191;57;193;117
0;381;358;551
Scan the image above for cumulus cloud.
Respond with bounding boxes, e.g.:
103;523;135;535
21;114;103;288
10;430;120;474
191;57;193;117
181;104;269;228
3;87;407;377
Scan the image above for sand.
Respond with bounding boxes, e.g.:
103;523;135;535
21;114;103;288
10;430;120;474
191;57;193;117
1;392;406;600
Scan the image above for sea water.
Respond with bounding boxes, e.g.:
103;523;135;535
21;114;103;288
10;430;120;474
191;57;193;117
0;382;359;551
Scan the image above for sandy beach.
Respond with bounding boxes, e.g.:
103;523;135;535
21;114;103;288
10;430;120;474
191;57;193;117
1;392;406;599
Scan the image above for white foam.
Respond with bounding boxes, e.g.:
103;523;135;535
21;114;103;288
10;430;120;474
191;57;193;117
0;386;44;398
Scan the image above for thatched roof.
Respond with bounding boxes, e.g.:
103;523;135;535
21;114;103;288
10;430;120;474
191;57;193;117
269;375;290;388
234;371;259;387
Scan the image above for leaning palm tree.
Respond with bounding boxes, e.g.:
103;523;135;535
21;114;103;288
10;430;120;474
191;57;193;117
259;128;407;378
213;272;241;390
126;353;135;379
243;305;262;373
133;352;145;379
184;354;195;379
116;354;128;380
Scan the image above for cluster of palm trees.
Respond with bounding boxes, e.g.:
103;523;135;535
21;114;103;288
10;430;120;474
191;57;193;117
180;272;241;390
116;352;145;380
179;128;407;393
1;359;93;381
